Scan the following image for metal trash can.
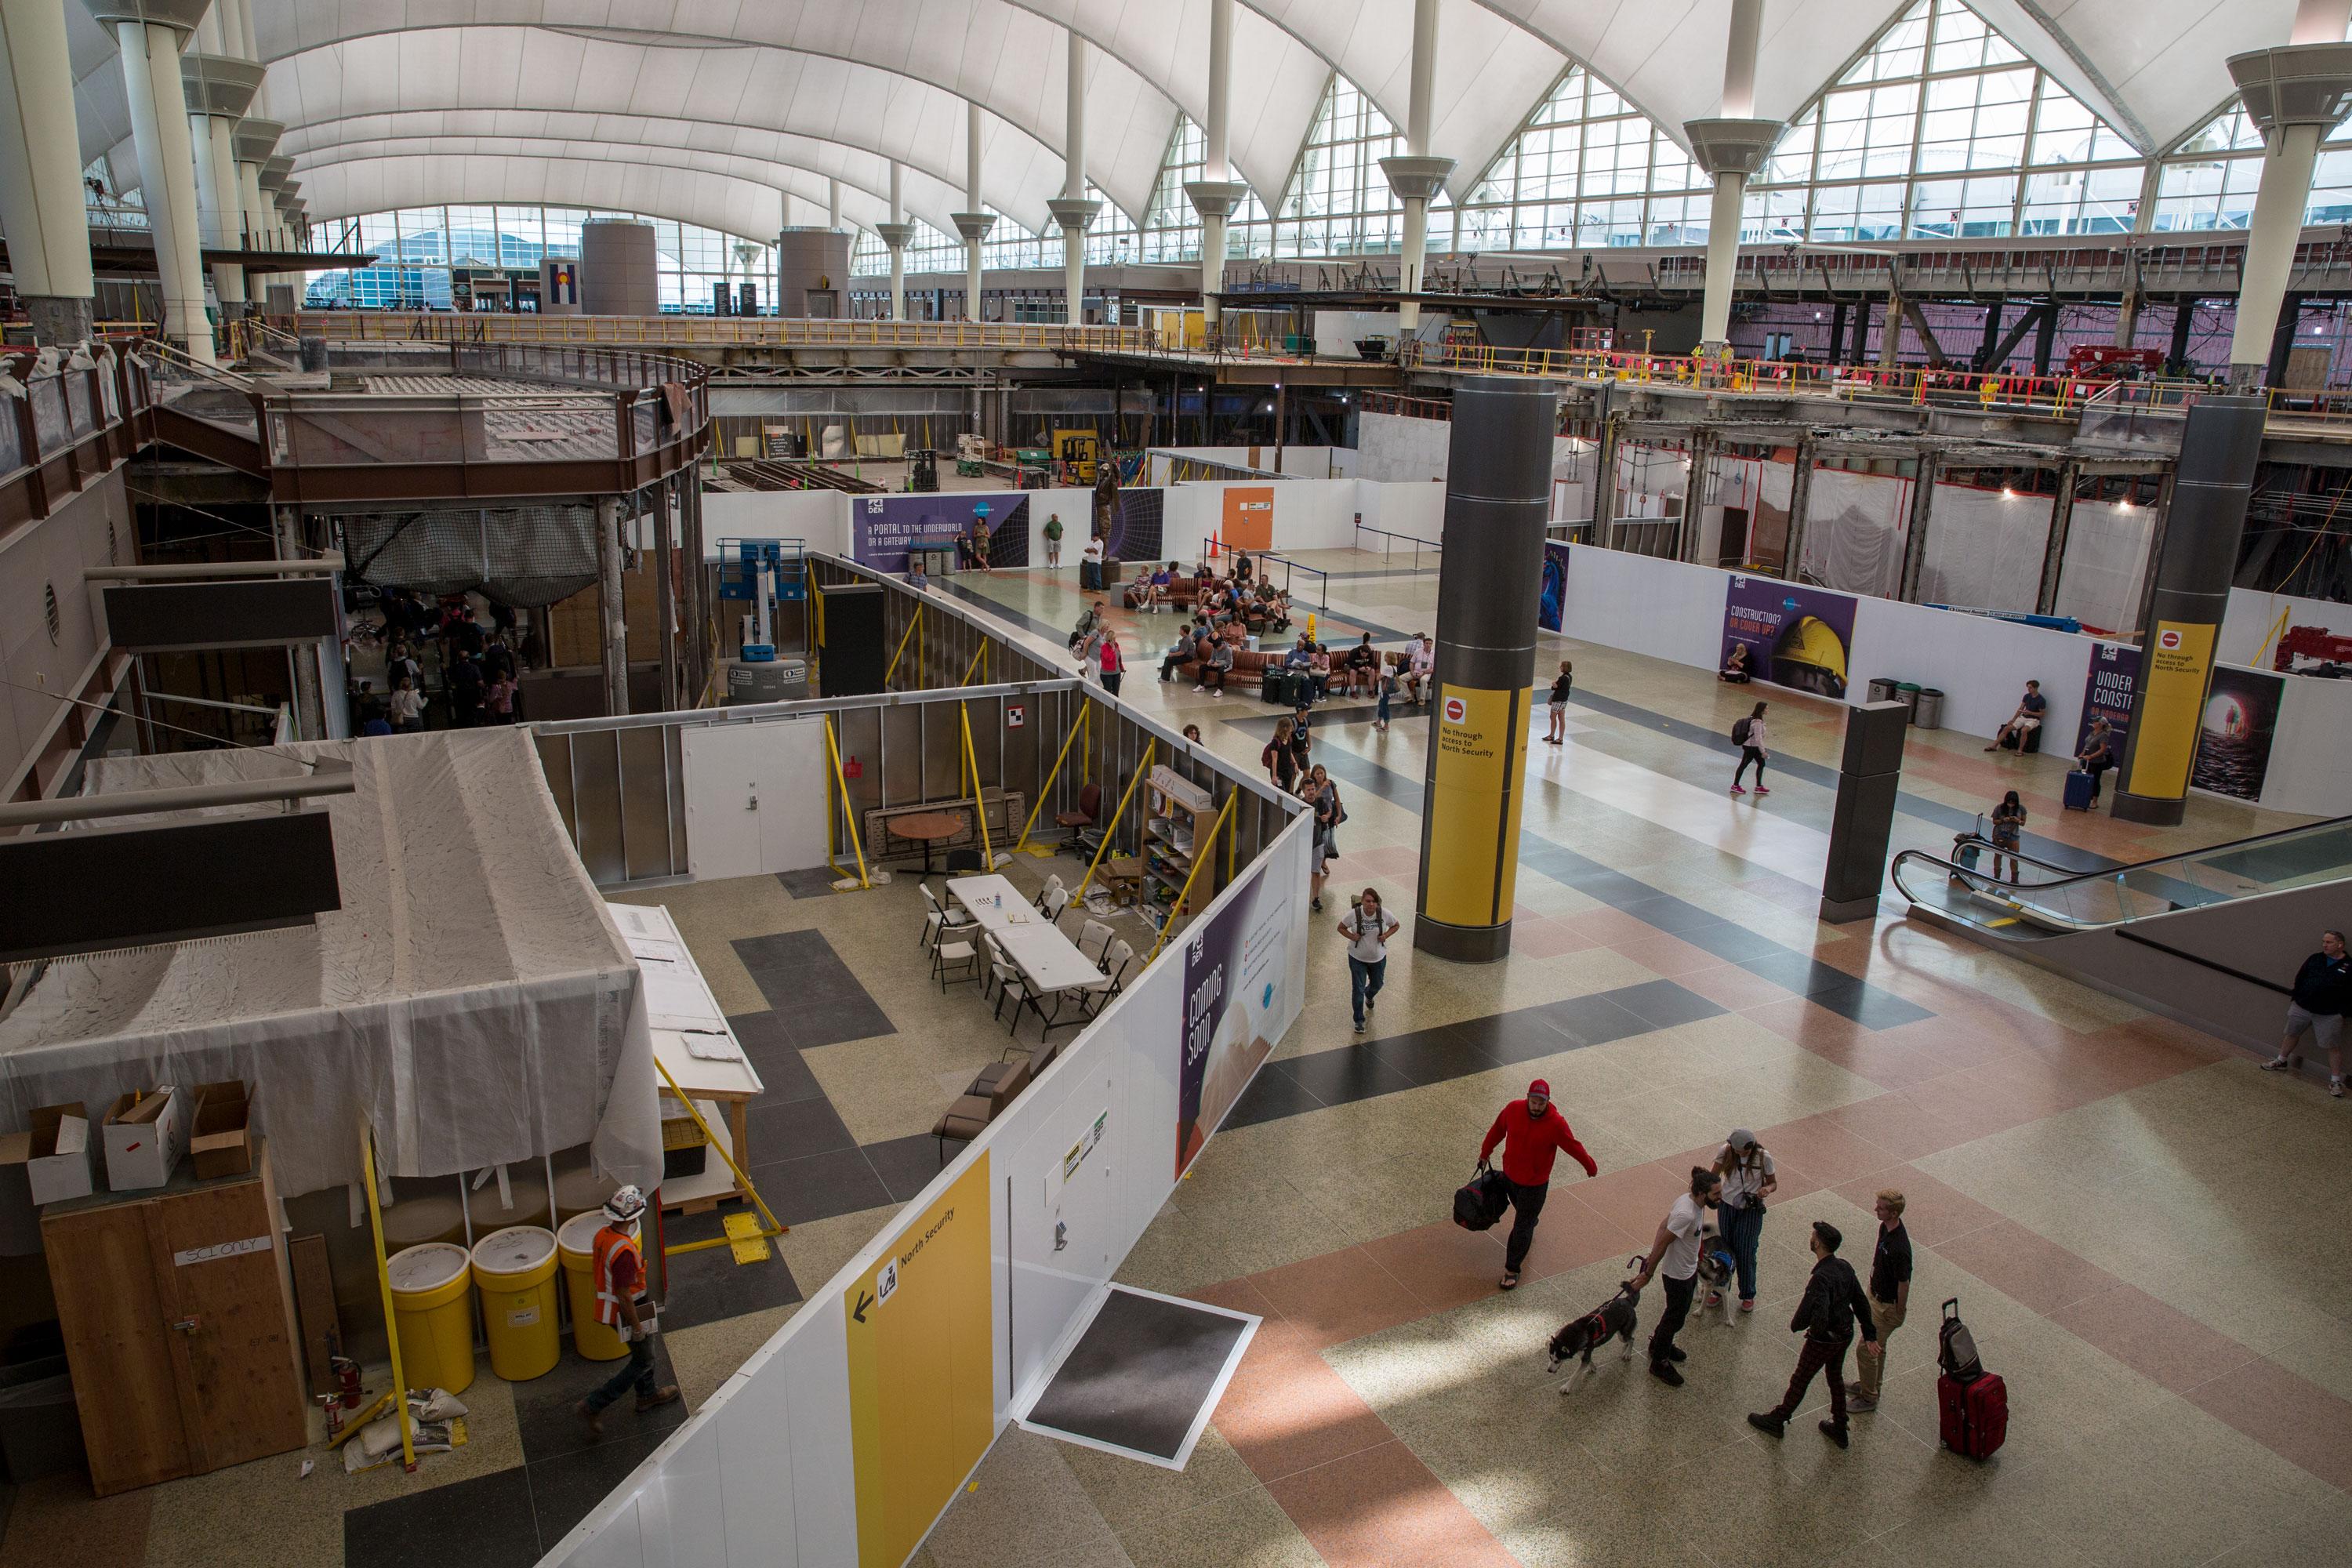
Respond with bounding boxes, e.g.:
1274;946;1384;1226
1894;682;1922;721
1867;677;1899;704
1913;688;1944;729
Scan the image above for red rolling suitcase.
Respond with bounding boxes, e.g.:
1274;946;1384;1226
1936;1298;2007;1458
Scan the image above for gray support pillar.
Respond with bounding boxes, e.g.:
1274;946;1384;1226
1684;113;1780;358
2169;299;2196;374
1413;376;1552;963
1588;412;1618;540
96;0;215;363
953;103;993;324
1783;434;1817;581
2224;42;2352;385
677;471;705;702
274;505;322;739
1682;430;1716;563
1978;300;2004;368
1050;27;1099;328
2033;299;2057;375
1851;299;1872;366
1896;449;1940;602
2113;248;2143;349
0;0;97;343
653;488;677;712
596;495;629;717
2109;397;2266;826
1186;0;1244;332
1820;702;1910;924
2035;458;2082;615
1826;302;1848;364
1878;288;1904;368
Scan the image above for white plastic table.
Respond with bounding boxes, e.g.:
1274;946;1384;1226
946;876;1105;992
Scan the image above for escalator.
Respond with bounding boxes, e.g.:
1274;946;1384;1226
1890;815;2352;1051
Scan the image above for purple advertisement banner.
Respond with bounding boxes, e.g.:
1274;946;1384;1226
1721;575;1857;699
851;492;1030;573
2077;640;2136;763
1174;853;1294;1178
1537;541;1571;633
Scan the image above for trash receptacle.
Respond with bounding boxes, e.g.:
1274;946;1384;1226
1895;681;1922;721
1914;688;1944;729
472;1225;561;1381
1867;677;1900;704
557;1212;629;1363
387;1242;477;1396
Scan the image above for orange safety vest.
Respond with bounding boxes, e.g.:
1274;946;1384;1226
591;1224;644;1330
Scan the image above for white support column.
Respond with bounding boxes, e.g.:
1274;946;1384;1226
1047;28;1100;328
876;162;913;321
1377;0;1453;334
2224;39;2352;385
827;176;840;232
0;0;96;342
1184;0;1247;332
234;114;275;259
950;102;993;323
183;49;261;317
96;1;215;364
1683;0;1778;362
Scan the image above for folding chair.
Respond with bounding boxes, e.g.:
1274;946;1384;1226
919;881;974;952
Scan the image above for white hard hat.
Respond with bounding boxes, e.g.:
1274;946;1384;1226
603;1185;648;1225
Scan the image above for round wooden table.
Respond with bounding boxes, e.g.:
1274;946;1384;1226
890;811;968;876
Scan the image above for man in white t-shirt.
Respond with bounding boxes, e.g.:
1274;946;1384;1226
1633;1166;1723;1386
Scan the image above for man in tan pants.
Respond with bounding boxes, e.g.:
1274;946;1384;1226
1849;1189;1911;1412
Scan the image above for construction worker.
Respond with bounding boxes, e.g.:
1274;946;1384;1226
576;1186;680;1435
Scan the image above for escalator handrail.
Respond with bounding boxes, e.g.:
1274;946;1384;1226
1886;846;2097;929
1927;812;2352;898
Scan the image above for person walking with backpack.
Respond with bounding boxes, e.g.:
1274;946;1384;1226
1338;888;1399;1036
1709;1129;1777;1312
1475;1080;1599;1290
1849;1189;1911;1413
1307;763;1341;912
1632;1167;1722;1383
1730;701;1770;796
1748;1221;1878;1448
2263;928;2351;1098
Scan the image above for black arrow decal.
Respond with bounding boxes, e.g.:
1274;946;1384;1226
853;1290;874;1324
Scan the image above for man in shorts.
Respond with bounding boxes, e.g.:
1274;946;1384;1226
2264;929;2350;1098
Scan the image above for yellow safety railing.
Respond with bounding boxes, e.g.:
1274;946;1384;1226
289;310;1158;354
884;604;925;686
1074;739;1154;902
956;703;995;866
652;1057;787;1257
1013;702;1091;854
822;716;872;889
1148;793;1237;961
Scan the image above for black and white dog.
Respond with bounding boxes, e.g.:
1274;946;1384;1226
1544;1255;1646;1395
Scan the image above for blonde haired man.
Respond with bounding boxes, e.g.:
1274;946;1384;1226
1849;1189;1911;1412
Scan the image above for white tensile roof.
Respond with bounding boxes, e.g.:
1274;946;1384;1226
64;1;2310;240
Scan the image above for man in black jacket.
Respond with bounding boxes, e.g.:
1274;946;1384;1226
2263;929;2349;1098
1748;1221;1878;1448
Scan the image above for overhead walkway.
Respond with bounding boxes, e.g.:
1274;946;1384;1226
1893;816;2352;1053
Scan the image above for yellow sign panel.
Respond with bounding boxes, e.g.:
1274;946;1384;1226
844;1152;994;1568
1422;684;1532;927
2122;620;2216;799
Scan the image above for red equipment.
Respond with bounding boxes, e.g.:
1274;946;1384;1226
2274;624;2352;677
2063;344;2163;380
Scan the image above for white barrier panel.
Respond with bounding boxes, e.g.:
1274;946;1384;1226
539;811;1312;1568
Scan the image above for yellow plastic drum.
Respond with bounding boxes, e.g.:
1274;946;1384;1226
470;1225;561;1381
386;1242;477;1396
556;1212;628;1363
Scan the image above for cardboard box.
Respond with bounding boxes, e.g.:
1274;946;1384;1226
6;1104;97;1206
102;1086;184;1191
188;1080;253;1180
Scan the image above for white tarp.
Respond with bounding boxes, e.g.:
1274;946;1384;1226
0;729;660;1241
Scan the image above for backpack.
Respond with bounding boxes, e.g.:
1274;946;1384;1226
1937;1297;1983;1381
1731;717;1753;746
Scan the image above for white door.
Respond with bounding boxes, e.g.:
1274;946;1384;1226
682;719;830;879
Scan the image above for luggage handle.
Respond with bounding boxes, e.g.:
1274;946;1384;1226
1942;1297;1960;1321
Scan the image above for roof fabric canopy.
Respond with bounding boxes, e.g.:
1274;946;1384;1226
64;1;2320;233
0;729;662;1243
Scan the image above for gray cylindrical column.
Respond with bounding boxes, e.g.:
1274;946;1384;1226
2223;42;2352;384
2108;396;2267;826
1414;376;1554;963
0;0;96;342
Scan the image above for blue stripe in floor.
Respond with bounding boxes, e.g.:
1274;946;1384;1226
1225;977;1728;1128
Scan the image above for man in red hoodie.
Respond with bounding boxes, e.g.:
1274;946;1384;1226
1478;1079;1599;1290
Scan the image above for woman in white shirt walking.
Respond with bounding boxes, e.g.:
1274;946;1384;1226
1710;1128;1778;1310
1337;888;1400;1036
1730;701;1771;797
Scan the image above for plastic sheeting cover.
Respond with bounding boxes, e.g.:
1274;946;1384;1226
0;729;661;1232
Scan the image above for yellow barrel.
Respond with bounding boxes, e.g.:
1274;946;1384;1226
386;1243;477;1396
557;1212;628;1363
551;1156;617;1225
470;1225;561;1381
